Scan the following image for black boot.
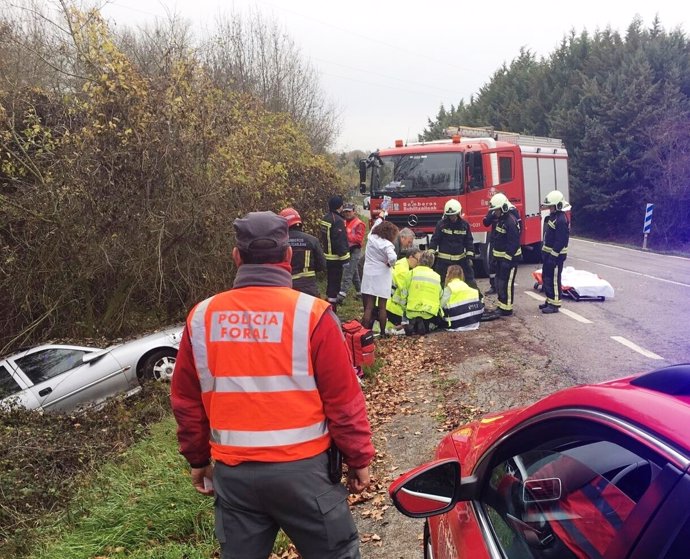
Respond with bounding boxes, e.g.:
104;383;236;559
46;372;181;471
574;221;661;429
541;304;559;314
539;302;549;309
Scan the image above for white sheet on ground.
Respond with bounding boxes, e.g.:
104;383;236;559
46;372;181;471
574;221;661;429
536;266;615;299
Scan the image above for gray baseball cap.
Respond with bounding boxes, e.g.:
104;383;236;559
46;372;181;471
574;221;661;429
233;211;289;251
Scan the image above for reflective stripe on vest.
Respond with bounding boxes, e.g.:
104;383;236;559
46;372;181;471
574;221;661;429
444;279;483;328
188;288;330;464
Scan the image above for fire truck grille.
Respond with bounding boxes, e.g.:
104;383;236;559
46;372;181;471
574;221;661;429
387;214;441;230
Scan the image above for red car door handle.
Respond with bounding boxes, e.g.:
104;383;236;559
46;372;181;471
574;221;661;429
38;387;53;397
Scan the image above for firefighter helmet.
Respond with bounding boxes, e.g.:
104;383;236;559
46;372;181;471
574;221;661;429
444;199;462;216
489;193;510;212
542;190;570;211
279;207;302;228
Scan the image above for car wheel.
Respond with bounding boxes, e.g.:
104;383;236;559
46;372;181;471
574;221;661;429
424;520;434;559
142;349;177;382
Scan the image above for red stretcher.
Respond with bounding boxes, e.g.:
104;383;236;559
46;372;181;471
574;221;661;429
532;267;614;302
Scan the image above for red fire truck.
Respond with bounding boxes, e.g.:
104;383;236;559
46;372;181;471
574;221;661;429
358;125;570;274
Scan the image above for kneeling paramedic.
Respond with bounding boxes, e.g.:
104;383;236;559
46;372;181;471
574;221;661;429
171;211;374;559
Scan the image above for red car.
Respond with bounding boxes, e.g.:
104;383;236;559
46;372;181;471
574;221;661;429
389;364;690;559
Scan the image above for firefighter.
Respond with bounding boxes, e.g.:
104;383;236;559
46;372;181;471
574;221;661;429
429;199;479;294
170;211;373;558
319;195;350;312
482;193;522;295
484;193;522;318
338;202;365;302
540;190;571;314
440;265;484;330
279;207;326;298
404;250;444;335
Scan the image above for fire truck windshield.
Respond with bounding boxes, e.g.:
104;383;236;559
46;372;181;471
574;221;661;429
372;153;462;197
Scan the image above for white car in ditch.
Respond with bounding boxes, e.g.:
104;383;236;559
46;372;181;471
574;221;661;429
0;325;183;412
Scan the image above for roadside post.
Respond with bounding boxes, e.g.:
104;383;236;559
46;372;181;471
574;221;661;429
642;203;653;249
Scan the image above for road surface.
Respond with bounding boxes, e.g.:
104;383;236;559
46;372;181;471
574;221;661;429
480;238;690;384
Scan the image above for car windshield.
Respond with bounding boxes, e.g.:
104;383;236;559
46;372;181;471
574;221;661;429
372;153;462;197
15;348;89;384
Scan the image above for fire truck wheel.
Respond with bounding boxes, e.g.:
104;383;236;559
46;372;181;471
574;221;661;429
475;242;491;278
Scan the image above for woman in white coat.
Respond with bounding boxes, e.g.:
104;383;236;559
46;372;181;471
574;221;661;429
361;217;399;335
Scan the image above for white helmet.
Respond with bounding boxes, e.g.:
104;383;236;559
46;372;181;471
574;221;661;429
444;199;462;216
542;190;570;211
488;193;510;212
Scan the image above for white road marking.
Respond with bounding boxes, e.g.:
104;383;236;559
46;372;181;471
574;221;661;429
523;291;593;323
572;257;690;288
611;336;664;360
559;308;593;324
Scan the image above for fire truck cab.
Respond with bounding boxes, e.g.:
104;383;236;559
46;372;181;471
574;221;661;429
359;126;570;275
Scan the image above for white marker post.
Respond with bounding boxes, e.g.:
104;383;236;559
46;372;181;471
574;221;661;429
642;203;653;250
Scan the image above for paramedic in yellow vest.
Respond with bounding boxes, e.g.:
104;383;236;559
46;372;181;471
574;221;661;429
171;211;374;559
386;250;422;333
540;190;571;314
404;250;444;335
440;265;484;331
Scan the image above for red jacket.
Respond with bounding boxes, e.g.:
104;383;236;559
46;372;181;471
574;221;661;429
171;262;374;469
345;216;366;249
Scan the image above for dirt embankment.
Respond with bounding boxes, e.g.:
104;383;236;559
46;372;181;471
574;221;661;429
353;313;577;559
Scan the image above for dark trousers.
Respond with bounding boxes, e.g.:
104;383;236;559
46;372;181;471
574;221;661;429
542;258;564;307
496;260;518;312
435;258;478;292
214;454;360;559
326;261;345;303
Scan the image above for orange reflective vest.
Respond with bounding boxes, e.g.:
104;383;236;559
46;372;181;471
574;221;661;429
187;286;331;465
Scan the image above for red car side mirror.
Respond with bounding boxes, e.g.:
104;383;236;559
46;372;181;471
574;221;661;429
389;458;461;518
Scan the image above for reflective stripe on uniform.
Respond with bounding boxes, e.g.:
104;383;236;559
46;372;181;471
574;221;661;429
292;293;313;376
214;375;317;392
292;270;316;279
211;419;328;447
437;252;467;261
190;296;214;393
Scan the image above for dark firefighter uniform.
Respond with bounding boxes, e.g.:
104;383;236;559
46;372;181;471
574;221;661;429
492;210;522;315
429;216;478;290
483;206;522;293
287;228;326;298
319;206;350;307
542;210;570;310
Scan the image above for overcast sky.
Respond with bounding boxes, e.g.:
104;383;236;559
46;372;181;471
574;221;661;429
100;0;689;153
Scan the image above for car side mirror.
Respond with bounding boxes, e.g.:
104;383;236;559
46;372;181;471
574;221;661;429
359;159;368;194
389;459;469;518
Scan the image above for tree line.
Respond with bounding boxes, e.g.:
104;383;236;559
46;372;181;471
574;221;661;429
421;17;690;248
0;2;344;352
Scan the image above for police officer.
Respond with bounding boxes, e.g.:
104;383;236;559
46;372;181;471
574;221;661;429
485;193;522;317
279;207;326;298
319;195;350;312
429;199;478;292
171;211;373;559
540;190;571;314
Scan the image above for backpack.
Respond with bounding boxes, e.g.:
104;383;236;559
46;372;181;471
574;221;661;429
341;320;376;371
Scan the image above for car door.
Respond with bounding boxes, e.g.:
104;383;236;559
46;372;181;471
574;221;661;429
0;362;41;409
465;414;687;559
11;347;129;411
